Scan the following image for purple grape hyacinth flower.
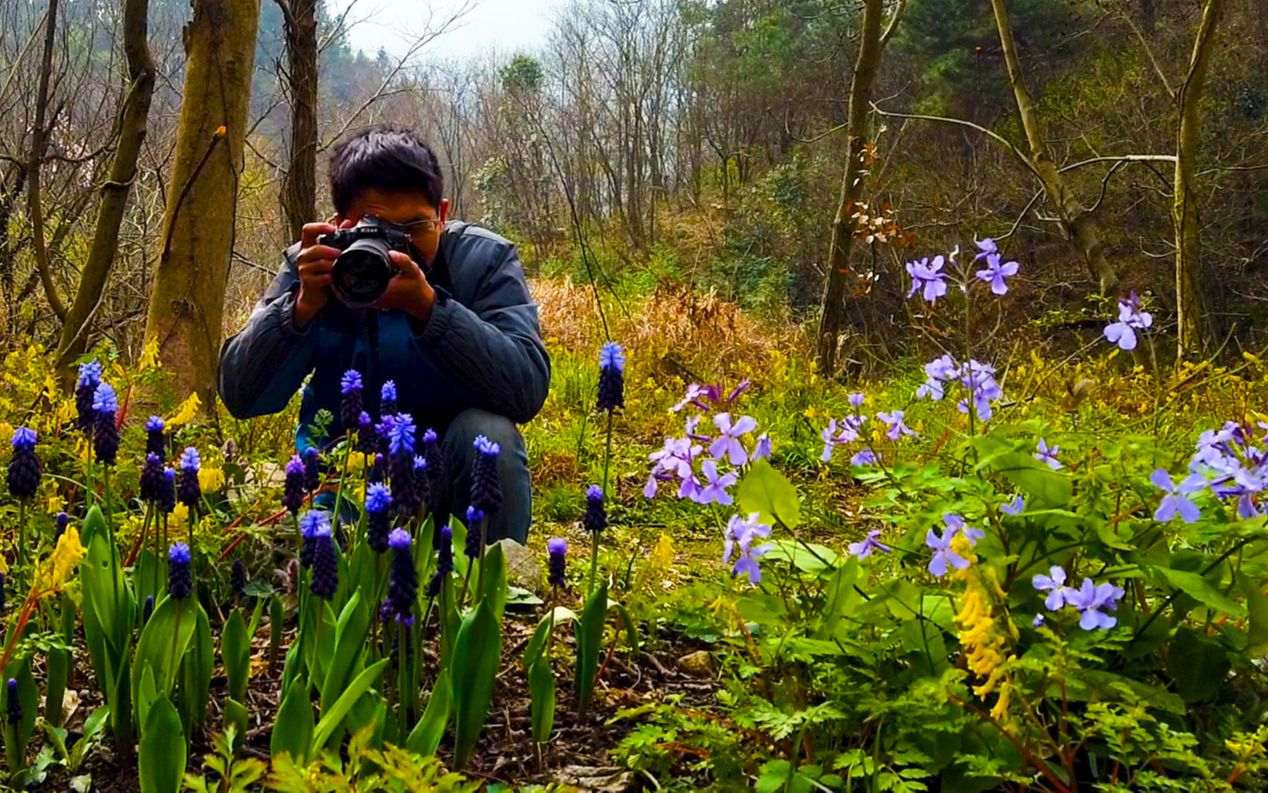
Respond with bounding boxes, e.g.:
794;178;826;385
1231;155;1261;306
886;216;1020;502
340;369;364;431
1032;566;1072;611
145;416;166;460
54;511;69;543
547;537;567;588
1104;291;1153;351
380;380;398;416
178;447;202;510
1034;439;1062;470
6;679;20;726
906;255;949;303
722;513;772;585
975;252;1019;296
583;485;606;534
141;452;165;504
92;383;120;465
302;512;338;599
385;528;416;622
76;360;103;434
597;341;626;412
693;460;738;506
464;506;486;559
470;435;502;515
427;525;454;598
1066;578;1125;630
7;427;40;501
303;446;320;493
709;413;757;465
168;542;193;599
1151;468;1204;523
388;413;417;456
848;529;891;559
365;482;392;552
282;455;306;515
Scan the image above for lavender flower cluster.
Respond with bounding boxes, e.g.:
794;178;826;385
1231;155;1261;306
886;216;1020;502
1033;566;1124;630
1149;420;1268;524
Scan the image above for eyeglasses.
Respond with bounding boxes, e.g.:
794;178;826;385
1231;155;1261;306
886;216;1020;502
400;217;442;236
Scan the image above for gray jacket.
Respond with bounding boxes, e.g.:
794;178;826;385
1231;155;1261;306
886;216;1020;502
218;222;550;445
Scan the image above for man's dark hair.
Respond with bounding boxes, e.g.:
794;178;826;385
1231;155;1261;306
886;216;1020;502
328;125;444;214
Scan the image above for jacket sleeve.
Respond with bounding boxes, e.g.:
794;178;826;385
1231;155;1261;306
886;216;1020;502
217;250;320;419
411;243;551;423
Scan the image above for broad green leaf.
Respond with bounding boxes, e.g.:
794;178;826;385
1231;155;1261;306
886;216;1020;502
816;558;861;638
452;601;502;768
610;602;640;654
1152;567;1245;616
764;539;840;575
223;698;249;754
407;668;452;758
1166;627;1232;702
975;444;1072;508
481;542;508;620
525;608;577;668
321;592;370;713
312;658;389;750
528;657;556;744
181;603;214;729
138;695;185;793
222;611;250;703
737;458;801;529
131;596;199;710
271;678;314;765
574;579;608;715
1240;574;1268;654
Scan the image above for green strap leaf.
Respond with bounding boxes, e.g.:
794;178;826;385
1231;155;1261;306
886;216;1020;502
221;611;250;703
312;658;389;750
528;657;556;744
138;694;186;793
131;596;199;710
451;601;502;768
481;542;508;621
321;592;370;713
270;678;314;765
407;668;452;758
575;578;609;715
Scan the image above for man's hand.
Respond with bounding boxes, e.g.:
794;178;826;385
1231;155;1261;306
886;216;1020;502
292;220;351;329
372;250;436;325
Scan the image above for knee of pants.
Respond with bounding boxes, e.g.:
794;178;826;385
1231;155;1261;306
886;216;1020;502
445;408;524;459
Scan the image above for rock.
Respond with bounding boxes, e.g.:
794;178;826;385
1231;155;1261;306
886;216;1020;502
554;765;636;792
498;538;543;593
676;650;714;677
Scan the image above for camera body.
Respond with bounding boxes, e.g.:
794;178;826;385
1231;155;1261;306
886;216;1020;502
317;215;413;308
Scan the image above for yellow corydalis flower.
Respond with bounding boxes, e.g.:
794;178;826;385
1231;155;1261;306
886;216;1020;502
167;393;202;428
41;527;86;592
951;534;1017;724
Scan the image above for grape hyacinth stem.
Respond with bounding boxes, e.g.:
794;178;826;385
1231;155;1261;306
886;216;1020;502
590;411;614;595
332;441;353;534
15;502;24;568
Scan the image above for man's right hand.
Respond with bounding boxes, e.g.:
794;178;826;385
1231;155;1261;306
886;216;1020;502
292;220;350;329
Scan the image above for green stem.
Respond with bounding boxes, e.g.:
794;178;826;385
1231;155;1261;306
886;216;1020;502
396;620;408;733
16;501;25;569
332;440;354;532
589;411;614;595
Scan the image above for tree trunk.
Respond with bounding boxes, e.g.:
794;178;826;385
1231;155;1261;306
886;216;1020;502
27;0;67;323
279;0;318;244
988;0;1119;294
144;0;261;407
1174;0;1225;357
56;0;156;373
815;0;886;374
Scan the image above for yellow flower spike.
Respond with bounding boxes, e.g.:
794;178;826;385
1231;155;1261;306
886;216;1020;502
42;527;86;592
167;393;202;428
138;338;161;372
170;502;190;529
198;464;225;493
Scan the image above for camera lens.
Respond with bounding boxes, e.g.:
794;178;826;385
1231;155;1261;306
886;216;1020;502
332;237;395;308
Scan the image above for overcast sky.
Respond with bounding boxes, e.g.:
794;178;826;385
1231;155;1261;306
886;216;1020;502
330;0;569;61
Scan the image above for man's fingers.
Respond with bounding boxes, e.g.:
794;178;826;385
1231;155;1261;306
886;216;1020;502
339;218;355;229
307;274;333;289
300;222;338;248
297;244;341;264
298;259;335;277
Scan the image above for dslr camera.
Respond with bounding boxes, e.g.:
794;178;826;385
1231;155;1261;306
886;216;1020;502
317;215;413;308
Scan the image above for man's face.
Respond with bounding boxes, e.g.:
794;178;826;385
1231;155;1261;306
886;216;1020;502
339;188;450;266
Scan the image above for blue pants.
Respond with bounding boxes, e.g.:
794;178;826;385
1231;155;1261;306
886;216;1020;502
316;408;531;544
442;408;531;544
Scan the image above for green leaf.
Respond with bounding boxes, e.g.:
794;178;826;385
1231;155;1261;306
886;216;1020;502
525;607;577;668
481;542;508;621
975;444;1072;508
764;539;840;574
737;458;801;528
311;658;389;750
575;579;608;715
528;657;556;744
1166;627;1232;702
407;668;452;758
1153;567;1245;616
1240;574;1268;654
224;697;249;754
611;602;640;654
132;596;199;711
222;611;250;703
270;678;314;765
320;592;370;714
452;600;502;768
181;603;214;729
138;695;186;793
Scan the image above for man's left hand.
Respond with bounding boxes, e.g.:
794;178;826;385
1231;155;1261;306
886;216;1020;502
373;250;435;325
